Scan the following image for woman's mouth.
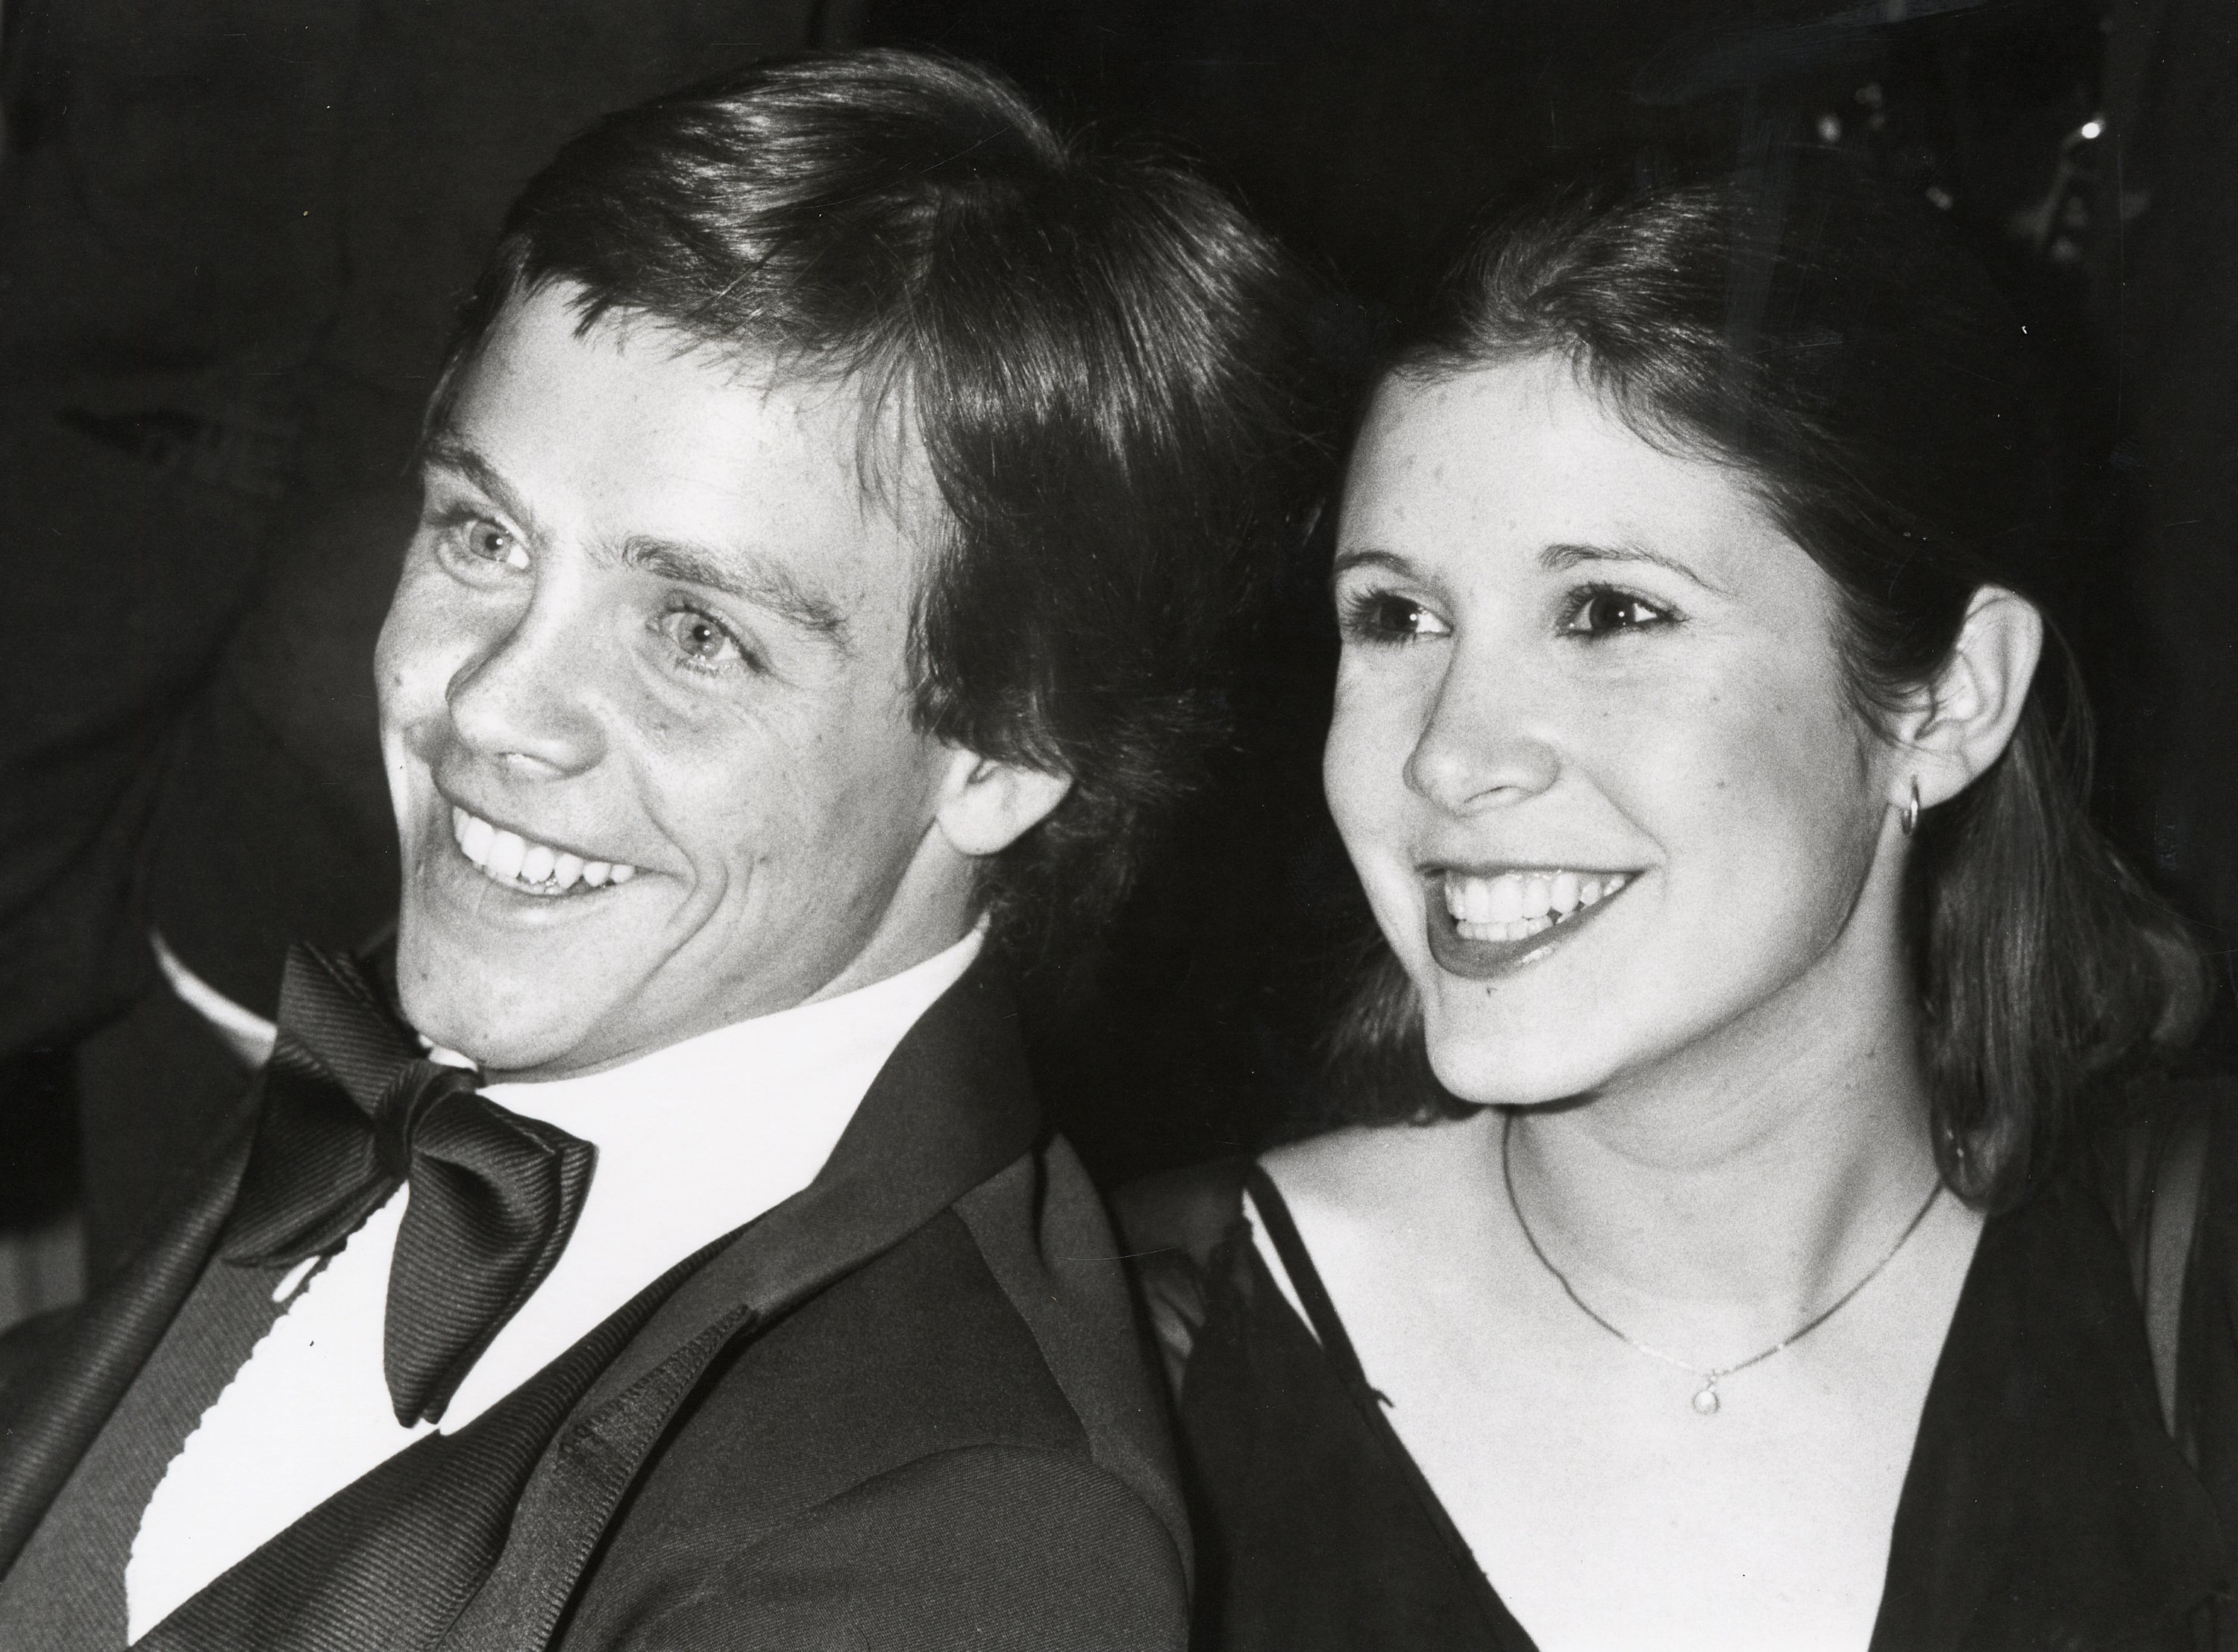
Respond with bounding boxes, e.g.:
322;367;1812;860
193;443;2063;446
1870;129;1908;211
1423;866;1635;978
450;805;642;898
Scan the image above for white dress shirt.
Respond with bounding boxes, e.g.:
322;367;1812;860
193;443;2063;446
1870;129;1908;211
124;931;982;1644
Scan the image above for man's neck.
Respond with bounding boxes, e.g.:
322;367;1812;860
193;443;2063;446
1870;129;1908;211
480;917;984;1086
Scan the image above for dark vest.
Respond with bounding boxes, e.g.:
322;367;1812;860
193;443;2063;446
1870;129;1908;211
0;1243;286;1646
0;1162;712;1650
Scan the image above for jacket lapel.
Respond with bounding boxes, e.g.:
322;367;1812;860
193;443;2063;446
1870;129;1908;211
0;1126;254;1574
1872;1172;2228;1650
436;960;1043;1651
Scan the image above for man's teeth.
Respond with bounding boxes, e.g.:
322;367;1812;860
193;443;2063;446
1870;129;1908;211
450;807;638;895
1442;869;1632;942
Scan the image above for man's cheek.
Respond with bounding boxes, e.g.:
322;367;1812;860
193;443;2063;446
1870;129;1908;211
377;622;464;736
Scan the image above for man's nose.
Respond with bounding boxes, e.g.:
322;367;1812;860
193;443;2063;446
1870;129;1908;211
444;585;608;778
1402;643;1561;815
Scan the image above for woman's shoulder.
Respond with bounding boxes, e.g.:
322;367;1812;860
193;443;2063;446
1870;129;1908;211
2083;1072;2236;1247
1112;1158;1254;1397
1115;1119;1470;1258
2061;1072;2237;1447
2076;1072;2238;1513
1109;1131;1384;1392
1112;1156;1253;1275
1260;1118;1476;1202
1113;1117;1496;1392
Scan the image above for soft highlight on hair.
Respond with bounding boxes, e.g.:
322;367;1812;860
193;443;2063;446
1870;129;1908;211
427;49;1320;973
1321;154;2205;1208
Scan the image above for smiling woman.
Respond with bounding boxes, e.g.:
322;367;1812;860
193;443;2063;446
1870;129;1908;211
1122;154;2231;1652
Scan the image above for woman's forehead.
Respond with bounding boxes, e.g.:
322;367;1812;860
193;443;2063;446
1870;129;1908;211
1340;357;1802;597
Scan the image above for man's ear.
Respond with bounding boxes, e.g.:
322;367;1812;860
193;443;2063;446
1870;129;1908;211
931;746;1073;858
1889;585;2045;819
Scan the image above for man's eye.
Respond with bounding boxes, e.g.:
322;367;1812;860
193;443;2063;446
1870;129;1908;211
461;521;530;571
1563;588;1671;637
653;606;752;675
1340;590;1452;644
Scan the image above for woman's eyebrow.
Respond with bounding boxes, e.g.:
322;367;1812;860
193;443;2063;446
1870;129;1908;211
1540;539;1728;594
1329;546;1421;582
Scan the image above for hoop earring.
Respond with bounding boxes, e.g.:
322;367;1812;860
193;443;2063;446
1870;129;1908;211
1900;776;1921;838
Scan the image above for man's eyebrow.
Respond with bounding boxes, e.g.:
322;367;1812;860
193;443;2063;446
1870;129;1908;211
622;536;853;650
419;433;555;547
1540;540;1727;594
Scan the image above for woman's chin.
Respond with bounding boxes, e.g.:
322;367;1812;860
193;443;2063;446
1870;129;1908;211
1418;1005;1623;1110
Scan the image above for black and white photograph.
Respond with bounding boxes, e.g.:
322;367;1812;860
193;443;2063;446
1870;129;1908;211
1;1;2234;1646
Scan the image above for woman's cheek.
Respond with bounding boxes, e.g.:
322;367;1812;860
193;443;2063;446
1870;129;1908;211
1325;668;1418;831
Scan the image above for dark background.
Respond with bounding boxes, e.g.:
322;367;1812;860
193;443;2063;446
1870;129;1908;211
855;0;2238;1180
1;0;2231;1304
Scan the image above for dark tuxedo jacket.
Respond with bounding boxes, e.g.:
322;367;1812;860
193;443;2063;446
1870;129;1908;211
0;964;1190;1650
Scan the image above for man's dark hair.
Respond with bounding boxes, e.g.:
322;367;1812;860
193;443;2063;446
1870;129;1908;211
1324;151;2206;1210
431;48;1318;968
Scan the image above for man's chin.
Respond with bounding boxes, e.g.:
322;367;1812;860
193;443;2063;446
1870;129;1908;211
397;986;595;1078
394;920;630;1078
412;999;658;1081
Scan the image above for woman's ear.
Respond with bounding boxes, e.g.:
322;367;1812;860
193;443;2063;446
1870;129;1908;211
1890;585;2045;817
931;747;1073;858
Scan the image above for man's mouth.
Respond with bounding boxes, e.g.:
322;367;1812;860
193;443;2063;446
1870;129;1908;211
1438;867;1633;943
450;805;642;898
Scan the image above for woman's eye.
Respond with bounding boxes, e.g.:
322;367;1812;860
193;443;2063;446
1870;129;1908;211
1341;590;1452;644
1563;588;1671;637
653;606;753;675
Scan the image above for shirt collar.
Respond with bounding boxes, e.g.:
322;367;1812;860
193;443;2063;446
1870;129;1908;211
480;926;985;1140
437;927;983;1427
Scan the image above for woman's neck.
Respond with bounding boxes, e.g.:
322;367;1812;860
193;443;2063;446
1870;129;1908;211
1494;929;1943;1336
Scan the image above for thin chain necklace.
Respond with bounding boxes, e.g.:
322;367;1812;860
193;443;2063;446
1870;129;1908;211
1500;1111;1944;1416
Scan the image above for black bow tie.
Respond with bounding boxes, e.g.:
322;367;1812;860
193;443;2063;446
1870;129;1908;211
225;944;595;1426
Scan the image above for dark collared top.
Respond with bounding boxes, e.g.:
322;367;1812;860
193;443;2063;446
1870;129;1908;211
1121;1119;2234;1652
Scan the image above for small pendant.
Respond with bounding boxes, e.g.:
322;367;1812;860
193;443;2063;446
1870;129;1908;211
1690;1381;1721;1416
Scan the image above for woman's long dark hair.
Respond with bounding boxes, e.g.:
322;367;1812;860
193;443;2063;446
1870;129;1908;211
1323;152;2206;1210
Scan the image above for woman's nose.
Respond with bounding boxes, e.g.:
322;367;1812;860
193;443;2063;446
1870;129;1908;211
445;588;607;778
1402;647;1561;814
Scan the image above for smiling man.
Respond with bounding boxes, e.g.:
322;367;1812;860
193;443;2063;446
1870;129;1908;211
0;50;1311;1651
389;295;1009;1076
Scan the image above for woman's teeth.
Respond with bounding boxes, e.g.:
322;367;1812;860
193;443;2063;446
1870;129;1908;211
1441;868;1631;943
451;806;638;896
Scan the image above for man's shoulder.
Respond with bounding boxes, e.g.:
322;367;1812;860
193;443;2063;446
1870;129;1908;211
0;1307;77;1415
621;1134;1175;1524
620;1210;1068;1550
563;1137;1191;1648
